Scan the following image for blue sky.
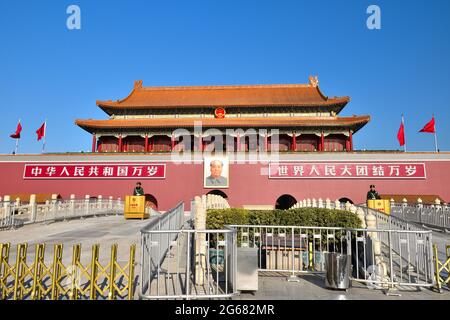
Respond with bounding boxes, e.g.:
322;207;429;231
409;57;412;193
0;0;449;153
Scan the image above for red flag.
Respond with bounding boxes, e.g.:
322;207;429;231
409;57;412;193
397;121;405;146
419;117;435;133
36;122;46;141
10;121;22;139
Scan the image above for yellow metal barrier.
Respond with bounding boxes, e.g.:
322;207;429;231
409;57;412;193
0;242;136;300
433;244;450;292
367;199;391;215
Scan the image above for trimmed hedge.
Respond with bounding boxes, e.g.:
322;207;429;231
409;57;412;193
206;208;362;229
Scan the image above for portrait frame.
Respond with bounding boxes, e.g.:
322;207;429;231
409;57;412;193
203;156;229;188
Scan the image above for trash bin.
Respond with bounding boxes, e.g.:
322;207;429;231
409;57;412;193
324;252;351;290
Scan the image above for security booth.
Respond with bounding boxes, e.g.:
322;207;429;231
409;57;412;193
367;199;391;215
124;195;150;219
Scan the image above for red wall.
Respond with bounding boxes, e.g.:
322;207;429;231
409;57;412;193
1;155;449;210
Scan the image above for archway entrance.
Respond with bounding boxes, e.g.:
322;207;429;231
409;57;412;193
339;197;354;204
144;194;158;210
275;194;297;210
206;190;228;199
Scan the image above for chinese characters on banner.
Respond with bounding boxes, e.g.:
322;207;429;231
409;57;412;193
269;163;426;179
23;163;166;179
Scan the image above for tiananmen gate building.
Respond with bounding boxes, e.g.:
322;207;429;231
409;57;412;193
1;76;449;210
75;76;369;154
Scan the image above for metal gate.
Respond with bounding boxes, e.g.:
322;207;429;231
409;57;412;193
140;228;237;299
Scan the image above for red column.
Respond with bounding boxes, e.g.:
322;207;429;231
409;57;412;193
91;134;97;153
291;132;297;151
171;134;175;151
264;133;268;152
349;130;353;151
118;135;123;152
144;134;149;152
150;136;154;152
320;132;325;152
237;133;241;152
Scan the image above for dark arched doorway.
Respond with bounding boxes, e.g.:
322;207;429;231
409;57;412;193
206;190;228;199
144;194;158;210
275;194;297;210
339;197;354;204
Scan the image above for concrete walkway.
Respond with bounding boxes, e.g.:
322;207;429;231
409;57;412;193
234;273;450;300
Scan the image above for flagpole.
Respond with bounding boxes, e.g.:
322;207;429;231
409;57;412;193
15;118;21;154
434;115;438;153
402;114;407;152
42;119;47;153
15;138;19;154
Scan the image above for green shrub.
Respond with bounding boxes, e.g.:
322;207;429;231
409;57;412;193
206;208;249;229
206;207;361;229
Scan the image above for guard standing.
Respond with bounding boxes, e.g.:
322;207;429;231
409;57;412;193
366;184;381;200
133;182;145;196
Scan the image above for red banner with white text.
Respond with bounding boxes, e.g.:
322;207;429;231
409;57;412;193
23;163;166;179
269;162;426;179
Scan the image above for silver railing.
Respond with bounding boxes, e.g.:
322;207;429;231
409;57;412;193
227;224;434;290
140;202;238;299
390;202;450;230
0;198;124;230
357;205;428;232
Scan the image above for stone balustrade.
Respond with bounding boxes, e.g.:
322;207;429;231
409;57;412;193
1;194;125;230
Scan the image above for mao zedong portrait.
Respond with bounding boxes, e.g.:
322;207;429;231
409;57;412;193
205;160;228;187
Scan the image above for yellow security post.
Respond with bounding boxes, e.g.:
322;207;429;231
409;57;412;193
0;243;11;299
367;199;391;215
89;244;100;300
446;245;450;289
70;244;81;300
31;244;45;300
51;244;64;300
308;242;313;269
13;243;28;300
108;244;118;300
127;244;136;300
433;244;442;292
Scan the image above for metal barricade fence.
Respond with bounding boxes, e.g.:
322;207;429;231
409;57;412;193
227;225;434;289
140;202;238;299
0;242;136;300
433;244;450;292
140;228;237;299
390;202;450;230
358;205;427;232
140;202;185;233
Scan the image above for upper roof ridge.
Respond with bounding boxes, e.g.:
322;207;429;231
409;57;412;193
137;82;312;91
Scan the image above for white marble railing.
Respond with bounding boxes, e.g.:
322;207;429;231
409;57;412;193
0;194;124;230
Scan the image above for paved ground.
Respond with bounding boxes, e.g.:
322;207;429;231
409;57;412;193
0;215;152;265
1;216;449;300
235;273;450;300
